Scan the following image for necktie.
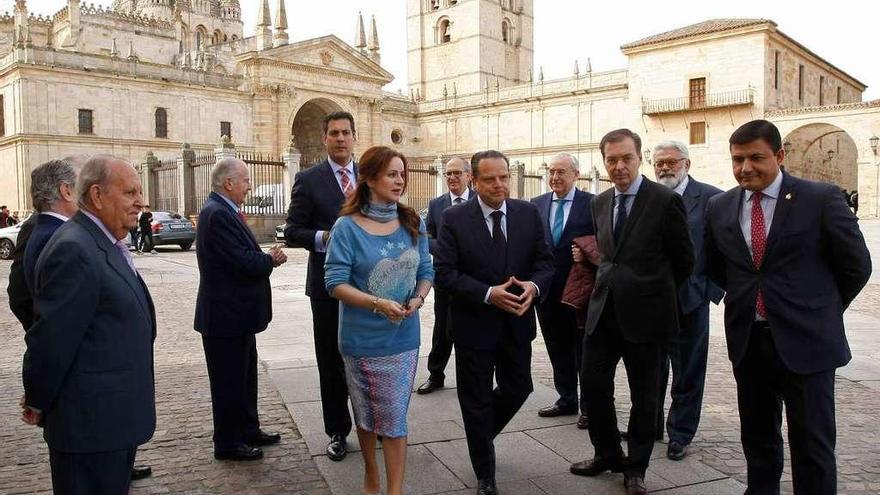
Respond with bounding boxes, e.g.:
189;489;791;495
551;198;568;246
238;210;247;223
338;169;354;197
454;197;463;204
115;240;137;274
490;210;507;276
613;194;628;244
750;192;767;318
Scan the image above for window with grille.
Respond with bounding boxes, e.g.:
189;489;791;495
819;76;825;105
689;78;706;108
0;96;4;137
774;51;780;90
689;121;706;145
78;109;93;134
837;86;842;104
798;65;805;101
155;108;168;138
220;121;232;139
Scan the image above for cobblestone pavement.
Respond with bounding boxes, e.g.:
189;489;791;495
2;219;880;494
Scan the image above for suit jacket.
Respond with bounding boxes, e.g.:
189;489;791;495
434;198;555;350
531;189;595;301
585;177;694;343
285;159;356;300
23;211;156;453
426;189;474;255
7;214;35;329
23;214;66;293
705;172;871;374
194;192;274;337
678;177;725;314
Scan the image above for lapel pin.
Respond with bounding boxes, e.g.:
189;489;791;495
785;193;792;200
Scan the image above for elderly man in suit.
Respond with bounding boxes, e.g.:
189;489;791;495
650;141;724;461
417;156;473;394
531;153;594;427
195;158;287;461
570;129;693;495
285;111;357;461
435;150;555;495
705;120;871;494
22;155;156;494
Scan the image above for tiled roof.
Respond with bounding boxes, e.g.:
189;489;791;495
621;19;776;50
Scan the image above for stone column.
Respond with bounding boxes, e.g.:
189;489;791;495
590;165;600;195
511;161;525;199
282;137;302;210
177;143;195;215
539;162;549;195
433;154;445;197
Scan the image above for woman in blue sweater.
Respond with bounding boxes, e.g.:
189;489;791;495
324;146;433;495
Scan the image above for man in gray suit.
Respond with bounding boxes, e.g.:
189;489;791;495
22;156;156;494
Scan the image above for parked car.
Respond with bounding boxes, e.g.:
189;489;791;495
275;224;286;244
149;211;196;250
0;222;22;260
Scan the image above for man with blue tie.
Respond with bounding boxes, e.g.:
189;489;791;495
23;156;156;494
285;111;357;461
531;153;594;427
705;120;871;494
417;156;473;394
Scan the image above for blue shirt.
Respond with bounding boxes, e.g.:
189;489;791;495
324;216;434;357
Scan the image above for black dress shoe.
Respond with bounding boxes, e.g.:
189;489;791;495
569;456;625;477
576;414;589;429
537;404;578;418
666;441;688;461
416;379;444;394
214;445;264;461
476;478;498;495
130;465;152;480
327;434;347;461
624;474;648;495
247;430;281;446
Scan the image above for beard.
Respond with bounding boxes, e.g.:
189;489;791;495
657;172;685;189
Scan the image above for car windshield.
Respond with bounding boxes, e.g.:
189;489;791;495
153;212;183;221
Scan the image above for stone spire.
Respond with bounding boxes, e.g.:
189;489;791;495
367;14;380;64
255;0;273;51
273;0;289;47
354;12;366;51
109;37;119;57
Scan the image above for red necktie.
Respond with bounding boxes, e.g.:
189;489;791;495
750;192;767;318
238;211;247;223
338;169;354;197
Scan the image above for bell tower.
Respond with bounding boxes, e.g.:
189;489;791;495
406;0;533;101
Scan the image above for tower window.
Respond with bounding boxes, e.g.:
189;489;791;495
502;20;510;44
438;19;451;44
155;108;168;138
430;0;440;10
78;109;93;135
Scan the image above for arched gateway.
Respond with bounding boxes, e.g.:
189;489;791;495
782;123;859;192
291;98;345;168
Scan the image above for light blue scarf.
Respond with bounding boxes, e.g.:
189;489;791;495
361;200;398;223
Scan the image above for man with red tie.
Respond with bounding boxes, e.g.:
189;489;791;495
704;120;871;494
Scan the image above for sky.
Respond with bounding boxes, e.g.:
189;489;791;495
10;0;879;99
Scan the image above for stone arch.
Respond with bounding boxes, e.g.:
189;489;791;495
290;98;347;168
782;123;858;191
436;17;452;45
195;25;208;49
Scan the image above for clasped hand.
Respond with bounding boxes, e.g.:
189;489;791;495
268;245;287;267
488;277;537;316
375;297;424;323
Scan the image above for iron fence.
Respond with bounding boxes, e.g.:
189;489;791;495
190;152;216;214
239;151;287;216
151;158;179;213
404;164;437;213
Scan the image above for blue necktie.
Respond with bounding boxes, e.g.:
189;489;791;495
551;198;568;246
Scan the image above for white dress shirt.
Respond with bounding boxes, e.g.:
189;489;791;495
476;196;540;303
672;175;690;196
449;188;470;204
549;186;577;228
738;170;783;321
612;174;644;225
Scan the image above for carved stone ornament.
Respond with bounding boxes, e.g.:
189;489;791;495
320;50;333;66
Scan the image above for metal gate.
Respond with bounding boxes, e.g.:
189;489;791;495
150;158;179;213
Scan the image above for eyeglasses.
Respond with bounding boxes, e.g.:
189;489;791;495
445;170;464;177
653;158;687;168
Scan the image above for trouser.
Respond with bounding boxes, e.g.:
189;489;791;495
49;447;137;495
455;334;533;480
310;297;353;438
734;324;837;495
426;288;453;382
202;334;260;450
537;300;586;413
139;230;154;251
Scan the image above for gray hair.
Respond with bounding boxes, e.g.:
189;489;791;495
548;152;580;171
445;156;471;173
30;155;88;213
77;155;127;208
653;140;690;159
211;158;246;191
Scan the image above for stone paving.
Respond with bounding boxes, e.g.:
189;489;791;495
1;220;880;494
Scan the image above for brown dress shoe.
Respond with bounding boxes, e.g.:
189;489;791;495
569;456;624;477
624;474;648;495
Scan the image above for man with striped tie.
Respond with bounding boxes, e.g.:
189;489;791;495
285;111;358;461
530;153;594;428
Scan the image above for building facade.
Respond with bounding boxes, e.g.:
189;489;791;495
1;0;878;216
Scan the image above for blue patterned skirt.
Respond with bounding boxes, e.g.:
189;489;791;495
342;348;419;438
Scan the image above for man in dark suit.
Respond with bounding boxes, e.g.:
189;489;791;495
417;156;473;394
650;142;723;461
7;213;36;329
570;129;693;495
195;158;287;461
531;152;594;427
22;156;156;494
435;150;554;495
284;111;357;461
705;120;871;494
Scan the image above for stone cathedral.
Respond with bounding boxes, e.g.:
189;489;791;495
1;0;879;215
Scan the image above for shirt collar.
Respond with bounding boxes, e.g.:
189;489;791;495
477;195;506;218
673;175;690;196
216;192;240;213
42;211;70;222
552;187;577;202
744;170;784;202
614;174;644;197
328;156;354;174
450;188;470;202
81;209;122;243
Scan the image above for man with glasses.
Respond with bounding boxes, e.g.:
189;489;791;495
651;141;723;461
417;157;473;394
